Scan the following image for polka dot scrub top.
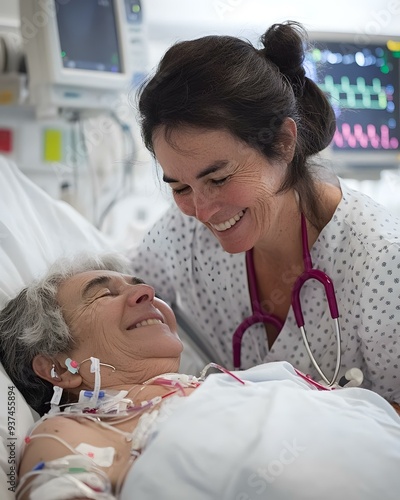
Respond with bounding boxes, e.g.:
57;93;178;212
129;179;400;403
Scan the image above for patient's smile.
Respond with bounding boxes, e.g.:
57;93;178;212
131;319;164;329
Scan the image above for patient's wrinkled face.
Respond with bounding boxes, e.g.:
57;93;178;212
56;270;183;375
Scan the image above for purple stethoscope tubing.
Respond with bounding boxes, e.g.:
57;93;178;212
232;213;342;387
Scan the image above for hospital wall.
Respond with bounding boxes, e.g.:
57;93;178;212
0;0;399;245
144;0;400;60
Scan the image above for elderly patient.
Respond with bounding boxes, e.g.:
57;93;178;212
0;253;193;499
0;253;400;500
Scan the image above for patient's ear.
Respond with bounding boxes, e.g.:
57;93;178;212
32;355;82;389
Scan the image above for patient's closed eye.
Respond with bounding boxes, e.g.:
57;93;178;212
98;289;116;298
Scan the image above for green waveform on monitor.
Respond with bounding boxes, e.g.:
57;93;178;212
319;76;388;109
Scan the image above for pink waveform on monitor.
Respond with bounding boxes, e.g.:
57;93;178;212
334;123;399;149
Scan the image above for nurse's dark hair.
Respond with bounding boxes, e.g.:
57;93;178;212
137;20;336;228
0;252;131;416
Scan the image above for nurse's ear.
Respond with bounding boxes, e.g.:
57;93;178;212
278;117;297;163
32;355;83;389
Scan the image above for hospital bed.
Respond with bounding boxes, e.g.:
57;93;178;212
0;154;211;499
0;155;113;499
1;155;400;500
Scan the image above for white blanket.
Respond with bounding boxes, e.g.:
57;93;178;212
121;361;400;500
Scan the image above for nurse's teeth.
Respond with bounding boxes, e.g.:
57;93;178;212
211;210;245;232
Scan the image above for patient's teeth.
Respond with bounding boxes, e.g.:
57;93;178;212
135;319;163;328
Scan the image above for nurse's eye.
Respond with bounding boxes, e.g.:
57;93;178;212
171;185;191;195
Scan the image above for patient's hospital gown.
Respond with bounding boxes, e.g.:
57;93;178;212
120;361;400;500
129;178;400;403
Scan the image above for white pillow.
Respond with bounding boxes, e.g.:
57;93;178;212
0;365;37;499
0;155;114;498
0;156;114;305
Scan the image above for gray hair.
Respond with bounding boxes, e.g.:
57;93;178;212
0;252;132;415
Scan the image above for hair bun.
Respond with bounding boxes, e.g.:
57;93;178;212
260;21;308;96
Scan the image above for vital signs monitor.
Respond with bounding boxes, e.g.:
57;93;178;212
19;0;146;117
306;32;400;174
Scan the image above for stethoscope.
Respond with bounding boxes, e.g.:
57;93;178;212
232;213;342;387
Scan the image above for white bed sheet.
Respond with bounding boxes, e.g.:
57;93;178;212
2;155;400;499
121;361;400;500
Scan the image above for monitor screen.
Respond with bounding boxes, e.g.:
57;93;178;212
56;0;122;73
305;36;400;155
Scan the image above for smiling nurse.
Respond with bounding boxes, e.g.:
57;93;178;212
129;21;400;407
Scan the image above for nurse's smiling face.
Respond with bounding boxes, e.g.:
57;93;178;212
153;125;296;254
56;270;182;385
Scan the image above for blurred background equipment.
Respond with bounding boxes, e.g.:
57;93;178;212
0;0;169;240
0;0;399;243
306;32;400;179
19;0;145;118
